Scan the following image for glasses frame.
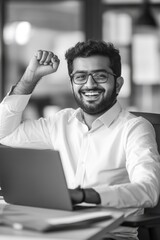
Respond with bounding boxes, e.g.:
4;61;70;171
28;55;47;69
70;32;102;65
70;70;117;85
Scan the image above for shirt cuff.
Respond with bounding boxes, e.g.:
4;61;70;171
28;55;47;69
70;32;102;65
93;186;115;207
1;91;31;112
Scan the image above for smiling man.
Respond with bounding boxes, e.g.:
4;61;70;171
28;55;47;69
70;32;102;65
0;40;160;240
70;55;123;128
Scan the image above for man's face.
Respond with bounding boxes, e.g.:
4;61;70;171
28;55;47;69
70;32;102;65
71;55;118;115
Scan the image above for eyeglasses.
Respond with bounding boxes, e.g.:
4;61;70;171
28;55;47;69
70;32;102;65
70;70;117;85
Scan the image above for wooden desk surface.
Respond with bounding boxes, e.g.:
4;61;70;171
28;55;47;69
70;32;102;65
0;199;124;240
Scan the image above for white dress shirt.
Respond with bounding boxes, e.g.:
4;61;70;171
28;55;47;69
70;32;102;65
0;94;160;240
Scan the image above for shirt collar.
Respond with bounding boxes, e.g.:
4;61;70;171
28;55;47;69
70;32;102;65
98;101;122;127
68;108;84;123
68;101;122;127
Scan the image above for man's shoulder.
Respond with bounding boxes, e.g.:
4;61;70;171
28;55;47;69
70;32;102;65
121;109;154;131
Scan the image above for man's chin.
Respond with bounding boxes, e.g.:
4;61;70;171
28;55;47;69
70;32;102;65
81;104;105;115
74;93;117;115
80;99;117;115
76;99;106;115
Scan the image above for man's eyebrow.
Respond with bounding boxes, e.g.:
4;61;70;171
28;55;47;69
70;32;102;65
90;69;109;73
72;71;88;74
71;69;108;75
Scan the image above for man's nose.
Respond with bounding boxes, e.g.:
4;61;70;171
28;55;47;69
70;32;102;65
85;74;97;87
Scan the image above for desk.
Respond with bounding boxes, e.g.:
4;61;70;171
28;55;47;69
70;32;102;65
0;199;124;240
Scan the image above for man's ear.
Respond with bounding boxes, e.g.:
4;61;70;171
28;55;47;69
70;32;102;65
116;76;124;95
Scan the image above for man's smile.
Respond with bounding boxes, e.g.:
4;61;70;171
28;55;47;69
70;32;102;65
80;90;104;101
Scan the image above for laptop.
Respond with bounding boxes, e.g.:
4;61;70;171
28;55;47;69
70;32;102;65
0;146;81;211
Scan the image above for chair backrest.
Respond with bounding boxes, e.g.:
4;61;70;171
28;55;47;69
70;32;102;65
131;112;160;214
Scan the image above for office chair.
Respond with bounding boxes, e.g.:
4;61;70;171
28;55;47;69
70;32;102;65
122;112;160;240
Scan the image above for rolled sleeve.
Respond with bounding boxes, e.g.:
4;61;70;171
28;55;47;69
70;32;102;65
0;94;31;139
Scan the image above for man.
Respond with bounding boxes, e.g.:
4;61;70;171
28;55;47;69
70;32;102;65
0;40;160;240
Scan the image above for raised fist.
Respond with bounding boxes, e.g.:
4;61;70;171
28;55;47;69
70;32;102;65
27;50;60;79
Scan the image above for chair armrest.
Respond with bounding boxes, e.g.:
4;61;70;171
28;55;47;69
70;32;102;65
121;214;160;228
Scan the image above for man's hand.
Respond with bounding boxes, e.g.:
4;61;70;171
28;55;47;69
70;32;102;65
69;187;101;205
69;188;84;205
11;50;60;95
27;50;60;80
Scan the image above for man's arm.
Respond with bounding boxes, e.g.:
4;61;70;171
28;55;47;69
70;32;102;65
12;50;60;95
92;120;160;209
70;119;160;208
0;50;60;140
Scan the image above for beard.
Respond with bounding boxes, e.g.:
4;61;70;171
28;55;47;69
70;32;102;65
73;85;117;115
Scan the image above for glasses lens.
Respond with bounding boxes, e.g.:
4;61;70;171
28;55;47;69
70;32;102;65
73;73;87;84
93;72;109;83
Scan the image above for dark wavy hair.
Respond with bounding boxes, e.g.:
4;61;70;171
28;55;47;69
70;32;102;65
65;39;121;77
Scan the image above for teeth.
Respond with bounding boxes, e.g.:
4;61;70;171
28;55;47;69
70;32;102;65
84;92;99;96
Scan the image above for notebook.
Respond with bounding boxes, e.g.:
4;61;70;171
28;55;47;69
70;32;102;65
0;146;81;211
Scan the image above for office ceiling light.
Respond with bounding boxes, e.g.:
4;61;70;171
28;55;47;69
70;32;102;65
136;0;158;28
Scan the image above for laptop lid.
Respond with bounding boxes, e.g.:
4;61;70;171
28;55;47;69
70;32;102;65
0;147;73;211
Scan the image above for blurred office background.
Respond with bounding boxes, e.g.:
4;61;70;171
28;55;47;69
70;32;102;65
0;0;160;119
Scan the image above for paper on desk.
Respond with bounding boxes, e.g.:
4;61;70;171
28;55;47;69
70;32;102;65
1;210;113;232
0;236;51;240
47;210;112;225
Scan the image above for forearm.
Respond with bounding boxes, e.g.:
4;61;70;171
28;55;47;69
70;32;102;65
94;179;160;209
11;68;40;95
0;58;41;139
0;69;36;139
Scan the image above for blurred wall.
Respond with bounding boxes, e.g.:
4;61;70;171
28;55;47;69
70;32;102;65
1;0;160;118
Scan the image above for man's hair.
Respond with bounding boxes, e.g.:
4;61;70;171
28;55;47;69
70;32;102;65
65;39;121;77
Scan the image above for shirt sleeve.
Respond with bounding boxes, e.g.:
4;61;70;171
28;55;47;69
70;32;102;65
0;94;31;139
0;93;53;148
94;118;160;209
0;91;56;149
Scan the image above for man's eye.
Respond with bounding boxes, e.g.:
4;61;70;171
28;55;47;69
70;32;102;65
94;73;107;79
75;74;86;80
